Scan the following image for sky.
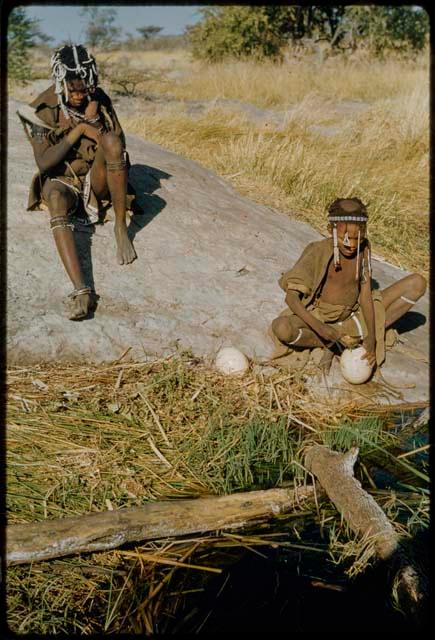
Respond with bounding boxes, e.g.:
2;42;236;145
21;4;204;45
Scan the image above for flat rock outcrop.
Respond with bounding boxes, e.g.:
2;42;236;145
7;98;429;404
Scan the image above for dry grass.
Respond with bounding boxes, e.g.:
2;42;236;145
96;48;192;70
123;84;429;273
27;46;429;106
6;354;429;633
103;48;429;274
166;51;429;107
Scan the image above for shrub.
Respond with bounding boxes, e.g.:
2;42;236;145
188;6;300;62
188;5;429;62
7;7;42;83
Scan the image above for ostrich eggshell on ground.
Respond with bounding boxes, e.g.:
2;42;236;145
215;347;249;376
340;346;373;384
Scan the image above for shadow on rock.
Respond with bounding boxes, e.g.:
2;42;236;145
370;278;427;335
74;223;96;292
127;163;170;242
72;225;101;320
393;311;426;334
71;164;169;312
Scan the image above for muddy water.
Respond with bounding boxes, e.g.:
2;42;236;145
161;524;427;633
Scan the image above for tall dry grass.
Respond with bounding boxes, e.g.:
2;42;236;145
166;51;429;107
123;72;429;273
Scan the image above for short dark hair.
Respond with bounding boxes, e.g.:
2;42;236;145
327;198;368;222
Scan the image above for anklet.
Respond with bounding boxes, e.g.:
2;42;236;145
68;287;92;299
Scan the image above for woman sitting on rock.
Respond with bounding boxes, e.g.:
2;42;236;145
18;44;138;320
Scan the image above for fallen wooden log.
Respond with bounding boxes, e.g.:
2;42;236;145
7;485;315;566
304;444;427;624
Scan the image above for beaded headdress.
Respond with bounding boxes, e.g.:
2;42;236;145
327;198;371;281
50;45;98;119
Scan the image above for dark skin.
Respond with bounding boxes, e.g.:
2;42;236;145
272;221;427;370
39;78;136;319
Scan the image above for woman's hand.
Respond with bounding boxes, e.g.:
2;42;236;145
80;123;101;143
362;338;376;368
313;321;340;344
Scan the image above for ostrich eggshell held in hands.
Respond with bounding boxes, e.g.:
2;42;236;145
215;347;249;376
340;346;373;384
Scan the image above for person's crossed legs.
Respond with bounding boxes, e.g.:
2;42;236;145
271;273;427;372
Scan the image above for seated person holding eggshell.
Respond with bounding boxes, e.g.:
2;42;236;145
269;198;426;381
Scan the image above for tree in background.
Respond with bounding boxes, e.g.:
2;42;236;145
80;7;122;50
136;26;163;41
290;6;346;43
188;5;429;62
188;6;300;62
340;6;429;56
7;7;48;83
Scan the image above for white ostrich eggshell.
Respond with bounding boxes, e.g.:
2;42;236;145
215;347;249;376
340;346;373;384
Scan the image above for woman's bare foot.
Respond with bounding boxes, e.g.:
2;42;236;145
68;290;96;321
115;224;136;265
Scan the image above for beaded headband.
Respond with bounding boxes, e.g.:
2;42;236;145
328;216;367;222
